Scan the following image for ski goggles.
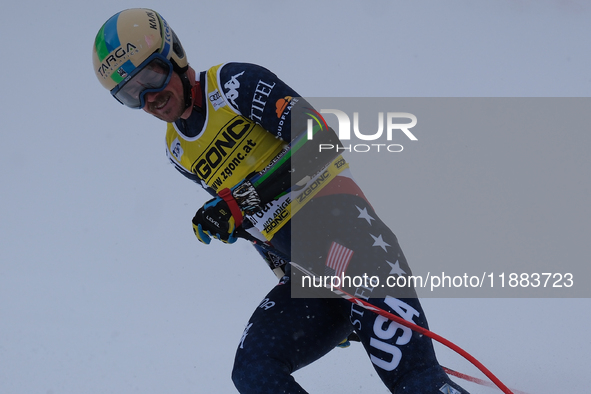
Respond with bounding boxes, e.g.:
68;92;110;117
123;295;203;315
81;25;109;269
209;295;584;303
111;53;173;109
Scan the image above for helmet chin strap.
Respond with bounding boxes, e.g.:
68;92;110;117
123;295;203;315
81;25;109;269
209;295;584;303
179;71;203;113
179;72;194;112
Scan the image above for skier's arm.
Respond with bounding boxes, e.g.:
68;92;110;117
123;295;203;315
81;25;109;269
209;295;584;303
167;153;219;197
231;126;341;214
219;63;342;208
192;63;342;245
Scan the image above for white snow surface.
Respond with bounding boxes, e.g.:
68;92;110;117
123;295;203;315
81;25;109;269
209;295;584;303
1;1;590;393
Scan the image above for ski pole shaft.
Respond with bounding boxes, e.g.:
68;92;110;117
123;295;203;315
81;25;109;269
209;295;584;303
290;262;516;394
442;367;531;394
234;231;521;394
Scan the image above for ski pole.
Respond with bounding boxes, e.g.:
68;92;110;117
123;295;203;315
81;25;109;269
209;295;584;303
234;230;522;394
290;261;517;394
442;367;531;394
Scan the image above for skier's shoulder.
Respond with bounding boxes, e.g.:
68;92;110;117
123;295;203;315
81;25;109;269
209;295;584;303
213;62;279;112
217;62;277;87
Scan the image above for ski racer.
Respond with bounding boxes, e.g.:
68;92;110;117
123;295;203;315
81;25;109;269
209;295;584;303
92;8;469;394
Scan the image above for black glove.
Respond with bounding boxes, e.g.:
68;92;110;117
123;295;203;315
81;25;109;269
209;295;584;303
192;196;238;244
192;181;262;244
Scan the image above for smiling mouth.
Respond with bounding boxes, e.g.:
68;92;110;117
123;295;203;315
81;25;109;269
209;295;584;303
154;95;170;110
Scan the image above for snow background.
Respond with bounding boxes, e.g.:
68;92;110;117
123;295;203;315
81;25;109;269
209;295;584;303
1;1;590;393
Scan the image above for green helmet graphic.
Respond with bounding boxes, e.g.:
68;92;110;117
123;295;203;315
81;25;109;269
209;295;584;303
92;9;188;108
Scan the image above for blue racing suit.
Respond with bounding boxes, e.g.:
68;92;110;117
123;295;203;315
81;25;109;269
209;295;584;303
166;62;469;394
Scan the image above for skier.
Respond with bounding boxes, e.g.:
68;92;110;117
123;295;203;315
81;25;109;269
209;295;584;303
92;8;469;394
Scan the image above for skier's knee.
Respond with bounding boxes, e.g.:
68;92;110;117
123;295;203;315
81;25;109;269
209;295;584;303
231;362;248;393
232;356;295;393
231;356;266;393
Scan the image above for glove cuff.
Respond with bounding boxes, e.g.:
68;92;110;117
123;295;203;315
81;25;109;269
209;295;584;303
231;180;262;215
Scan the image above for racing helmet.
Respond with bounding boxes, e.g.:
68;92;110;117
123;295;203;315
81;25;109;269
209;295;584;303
92;8;188;109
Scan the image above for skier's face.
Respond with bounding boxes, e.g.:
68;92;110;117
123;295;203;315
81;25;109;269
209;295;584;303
142;71;187;123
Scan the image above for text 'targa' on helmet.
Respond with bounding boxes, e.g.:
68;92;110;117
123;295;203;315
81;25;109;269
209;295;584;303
92;8;188;108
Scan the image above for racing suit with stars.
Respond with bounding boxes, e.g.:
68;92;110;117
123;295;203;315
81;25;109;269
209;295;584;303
165;62;469;394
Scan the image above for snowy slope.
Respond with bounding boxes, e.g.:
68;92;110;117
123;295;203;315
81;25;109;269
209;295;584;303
1;1;590;393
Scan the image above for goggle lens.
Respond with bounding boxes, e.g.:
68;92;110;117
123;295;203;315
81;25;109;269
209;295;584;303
112;56;172;109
